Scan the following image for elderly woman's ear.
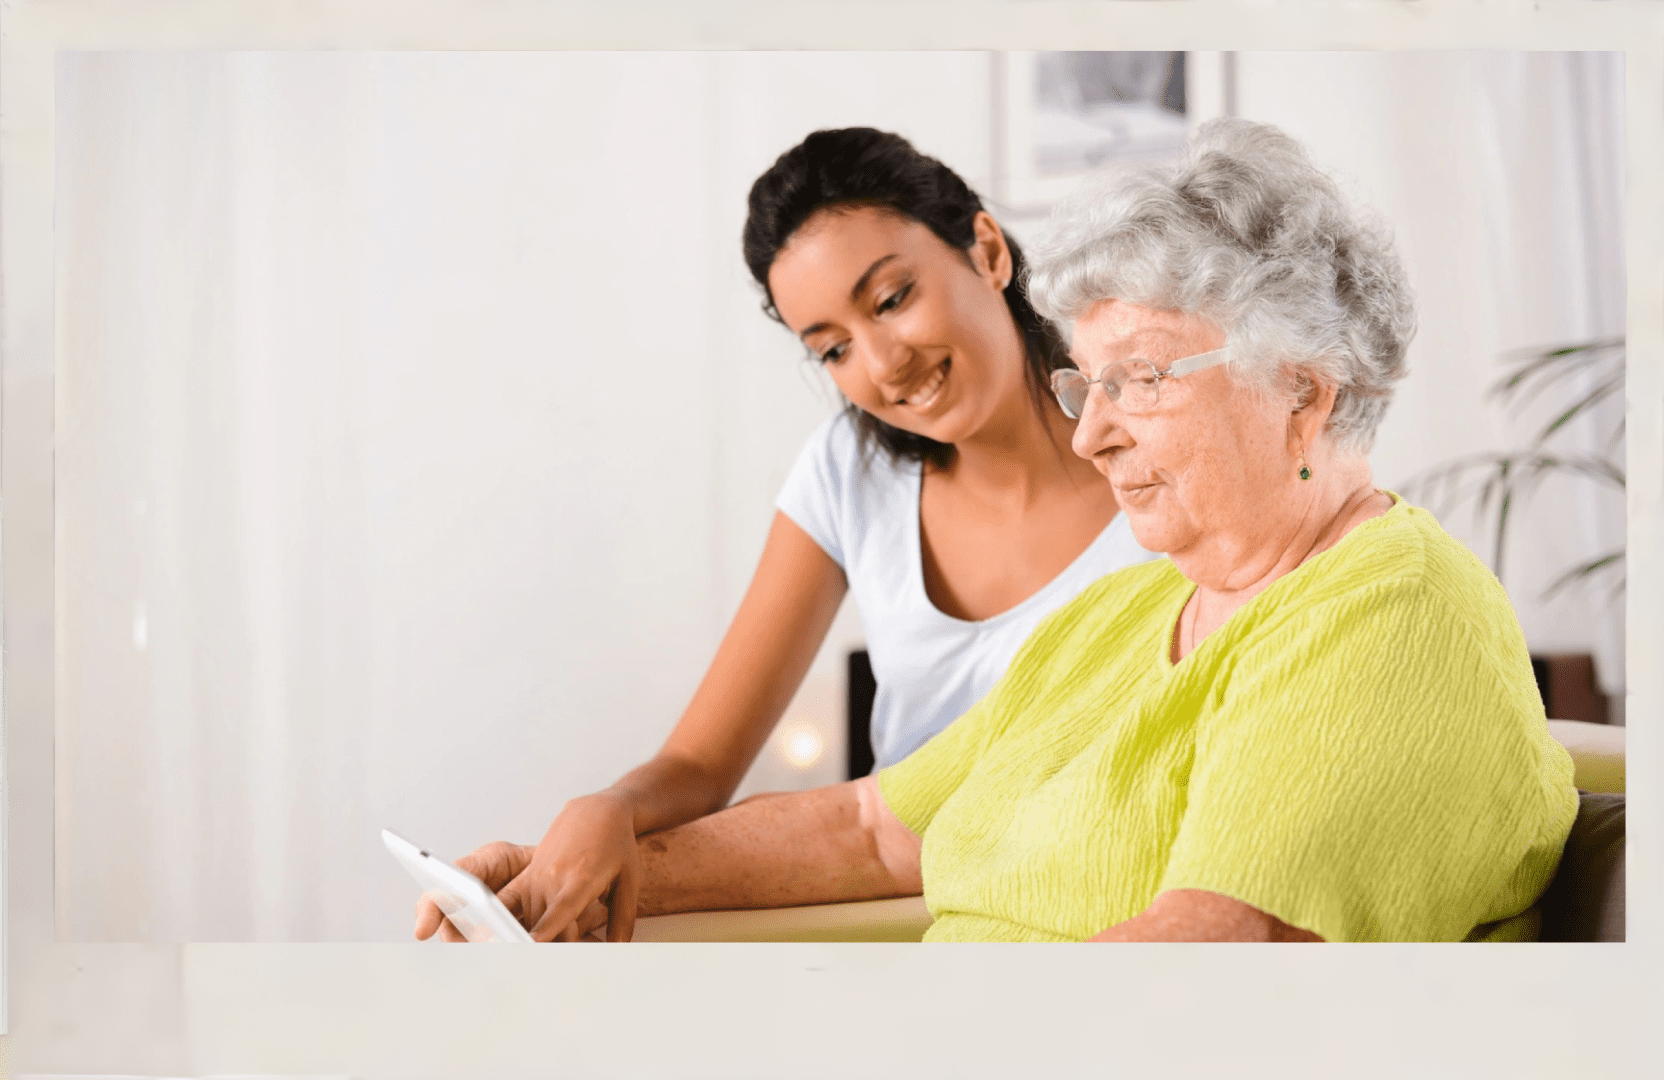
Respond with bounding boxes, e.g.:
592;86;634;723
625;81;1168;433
1285;368;1341;460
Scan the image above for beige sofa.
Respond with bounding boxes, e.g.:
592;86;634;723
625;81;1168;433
1538;720;1625;941
630;720;1625;943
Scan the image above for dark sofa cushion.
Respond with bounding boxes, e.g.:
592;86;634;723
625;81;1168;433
1537;791;1625;942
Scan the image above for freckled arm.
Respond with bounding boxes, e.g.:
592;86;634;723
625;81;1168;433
633;775;923;916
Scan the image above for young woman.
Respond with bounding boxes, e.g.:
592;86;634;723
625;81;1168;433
417;127;1154;943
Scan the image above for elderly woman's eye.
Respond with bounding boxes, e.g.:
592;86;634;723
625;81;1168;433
876;283;913;314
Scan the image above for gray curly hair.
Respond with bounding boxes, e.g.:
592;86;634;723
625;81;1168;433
1025;118;1416;453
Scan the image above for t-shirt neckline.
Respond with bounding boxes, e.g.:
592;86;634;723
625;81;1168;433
907;463;1136;630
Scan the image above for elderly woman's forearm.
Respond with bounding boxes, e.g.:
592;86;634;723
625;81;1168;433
1089;888;1324;942
633;777;922;916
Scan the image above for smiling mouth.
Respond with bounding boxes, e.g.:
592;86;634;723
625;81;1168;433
895;359;951;410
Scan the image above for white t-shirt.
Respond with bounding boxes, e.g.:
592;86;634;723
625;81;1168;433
776;412;1158;769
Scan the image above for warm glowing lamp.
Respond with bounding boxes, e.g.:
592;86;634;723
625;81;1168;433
783;725;825;768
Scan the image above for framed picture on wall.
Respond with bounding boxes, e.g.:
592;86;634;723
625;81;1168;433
991;51;1236;216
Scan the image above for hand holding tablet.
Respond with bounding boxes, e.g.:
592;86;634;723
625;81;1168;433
385;829;536;943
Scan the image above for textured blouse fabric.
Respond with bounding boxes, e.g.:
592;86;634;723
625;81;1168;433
776;411;1157;768
879;497;1579;942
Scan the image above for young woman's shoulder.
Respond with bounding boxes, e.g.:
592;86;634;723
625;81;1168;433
777;409;912;571
786;411;909;502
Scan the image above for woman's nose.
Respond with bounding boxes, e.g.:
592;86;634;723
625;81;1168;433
1071;389;1129;462
861;328;912;386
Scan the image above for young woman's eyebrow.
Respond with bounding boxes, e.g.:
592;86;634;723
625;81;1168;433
797;253;902;342
847;253;900;303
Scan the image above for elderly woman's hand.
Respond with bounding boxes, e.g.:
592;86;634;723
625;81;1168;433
412;840;528;942
411;837;614;943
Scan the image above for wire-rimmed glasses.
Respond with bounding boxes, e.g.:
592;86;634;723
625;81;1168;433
1049;347;1231;418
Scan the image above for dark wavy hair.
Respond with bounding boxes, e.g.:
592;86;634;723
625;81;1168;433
742;127;1071;468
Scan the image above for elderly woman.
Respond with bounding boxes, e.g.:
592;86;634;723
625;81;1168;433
421;119;1577;943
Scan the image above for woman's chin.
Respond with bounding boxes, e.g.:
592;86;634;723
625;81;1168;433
1121;505;1184;555
1126;522;1173;554
882;402;966;444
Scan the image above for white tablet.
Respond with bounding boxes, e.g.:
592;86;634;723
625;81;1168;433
382;828;536;943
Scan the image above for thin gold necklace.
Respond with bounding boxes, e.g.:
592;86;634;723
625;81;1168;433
1181;485;1385;656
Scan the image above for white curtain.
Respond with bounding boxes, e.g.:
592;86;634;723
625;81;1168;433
57;53;373;941
1471;53;1626;697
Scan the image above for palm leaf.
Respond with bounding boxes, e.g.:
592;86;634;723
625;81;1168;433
1401;451;1624;582
1529;369;1625;448
1401;337;1624;598
1488;338;1622;411
1542;550;1626;601
1607;415;1626;455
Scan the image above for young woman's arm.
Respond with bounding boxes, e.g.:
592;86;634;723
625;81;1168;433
417;510;848;942
618;510;849;830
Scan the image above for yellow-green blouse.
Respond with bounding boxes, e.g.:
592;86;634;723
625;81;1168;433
879;498;1578;942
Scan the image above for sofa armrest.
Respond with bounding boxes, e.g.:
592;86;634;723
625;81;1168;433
630;895;932;942
1538;791;1625;941
1547;719;1625;793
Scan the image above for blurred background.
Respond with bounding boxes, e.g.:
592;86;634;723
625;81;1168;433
54;51;1625;941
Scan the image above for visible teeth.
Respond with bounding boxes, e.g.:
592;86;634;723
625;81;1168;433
905;365;948;407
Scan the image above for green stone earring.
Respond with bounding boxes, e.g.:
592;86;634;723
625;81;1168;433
1298;455;1312;481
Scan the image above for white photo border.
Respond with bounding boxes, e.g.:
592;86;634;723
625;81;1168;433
2;1;1661;1076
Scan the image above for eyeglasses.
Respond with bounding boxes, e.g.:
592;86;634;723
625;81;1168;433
1049;347;1231;418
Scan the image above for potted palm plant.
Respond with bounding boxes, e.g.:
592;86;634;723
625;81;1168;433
1405;337;1626;599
